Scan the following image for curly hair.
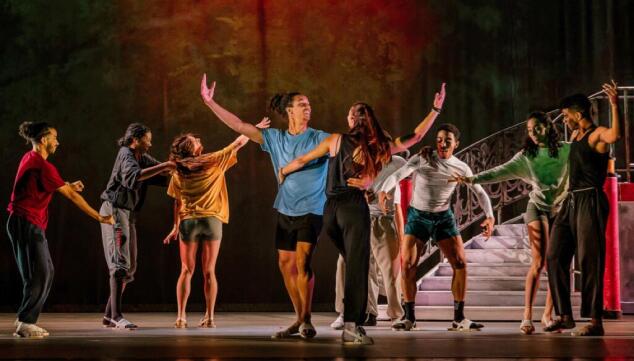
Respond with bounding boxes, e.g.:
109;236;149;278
523;111;560;159
18;121;54;144
169;134;211;175
269;92;302;120
348;102;392;179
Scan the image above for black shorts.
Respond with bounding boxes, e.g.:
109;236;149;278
275;212;322;251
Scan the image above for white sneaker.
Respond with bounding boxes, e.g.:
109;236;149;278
330;314;344;330
449;318;484;331
391;318;416;331
342;326;374;345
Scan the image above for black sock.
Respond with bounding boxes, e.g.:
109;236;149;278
454;300;465;322
404;302;416;322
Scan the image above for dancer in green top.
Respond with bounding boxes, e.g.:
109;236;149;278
452;112;569;334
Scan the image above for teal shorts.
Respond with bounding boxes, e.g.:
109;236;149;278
405;207;460;243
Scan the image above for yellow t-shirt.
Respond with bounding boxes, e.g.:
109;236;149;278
167;146;237;223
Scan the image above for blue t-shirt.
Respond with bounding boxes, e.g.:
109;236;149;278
261;127;330;216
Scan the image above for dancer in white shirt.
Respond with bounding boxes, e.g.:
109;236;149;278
377;123;495;331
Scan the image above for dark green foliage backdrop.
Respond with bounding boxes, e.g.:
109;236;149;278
1;0;632;310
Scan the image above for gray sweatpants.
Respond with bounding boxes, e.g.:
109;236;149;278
100;201;137;283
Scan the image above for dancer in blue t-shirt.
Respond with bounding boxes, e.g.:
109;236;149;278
201;74;328;339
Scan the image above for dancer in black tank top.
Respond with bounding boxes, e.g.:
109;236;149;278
279;85;446;345
545;81;620;336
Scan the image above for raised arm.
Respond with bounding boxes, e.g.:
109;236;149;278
278;134;336;184
390;83;446;154
201;74;264;144
57;184;114;224
596;80;621;145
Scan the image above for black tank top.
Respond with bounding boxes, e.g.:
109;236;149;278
568;126;609;190
326;134;364;197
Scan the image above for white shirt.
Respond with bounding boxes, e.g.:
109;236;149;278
379;153;494;218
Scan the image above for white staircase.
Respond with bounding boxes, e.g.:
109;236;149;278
410;223;581;320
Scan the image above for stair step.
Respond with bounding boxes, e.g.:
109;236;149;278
467;236;529;249
464;249;532;264
435;263;543;277
419;276;547;291
416;290;581;306
492;224;526;237
377;305;583;321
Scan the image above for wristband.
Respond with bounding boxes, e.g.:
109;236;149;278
432;106;442;113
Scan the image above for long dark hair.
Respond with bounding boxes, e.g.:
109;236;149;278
269;92;302;119
19;121;55;144
169;134;214;175
348;102;392;179
118;123;150;146
523;111;560;159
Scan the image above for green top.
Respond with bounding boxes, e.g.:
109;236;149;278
471;143;570;212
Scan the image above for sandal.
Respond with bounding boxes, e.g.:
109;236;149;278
520;319;535;335
271;323;300;339
199;317;216;328
299;322;316;339
174;318;187;328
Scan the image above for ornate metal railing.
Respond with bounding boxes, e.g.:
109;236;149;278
452;86;633;231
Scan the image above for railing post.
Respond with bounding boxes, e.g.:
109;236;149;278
623;89;631;183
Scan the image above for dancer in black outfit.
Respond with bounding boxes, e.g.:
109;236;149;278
545;81;620;336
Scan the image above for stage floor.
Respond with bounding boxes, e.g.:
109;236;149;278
2;312;634;360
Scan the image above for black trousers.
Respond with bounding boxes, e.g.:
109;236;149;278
547;188;609;319
321;192;371;324
6;214;55;324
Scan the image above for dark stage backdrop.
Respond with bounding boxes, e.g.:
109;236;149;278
1;0;633;311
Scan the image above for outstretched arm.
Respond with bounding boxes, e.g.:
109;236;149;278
201;74;264;144
391;83;446;154
450;152;527;185
278;134;337;184
57;184;114;224
138;161;175;182
596;80;621;145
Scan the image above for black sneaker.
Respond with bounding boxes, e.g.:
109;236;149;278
363;313;377;327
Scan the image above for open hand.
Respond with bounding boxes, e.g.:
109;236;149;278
256;117;271;129
200;74;216;105
377;191;392;214
163;228;179;245
277;167;286;184
346;175;373;191
448;173;470;184
603;80;618;105
480;217;495;239
68;180;85;192
433;82;447;110
100;215;115;225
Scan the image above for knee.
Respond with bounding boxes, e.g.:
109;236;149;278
180;263;195;277
451;257;466;270
202;265;216;279
531;255;546;273
278;258;295;274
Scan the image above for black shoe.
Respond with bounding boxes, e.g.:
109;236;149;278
544;317;576;333
363;313;377;327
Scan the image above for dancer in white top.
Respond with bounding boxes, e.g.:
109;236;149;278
376;123;495;331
